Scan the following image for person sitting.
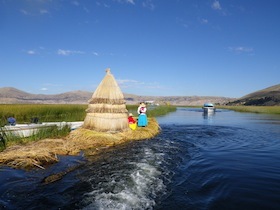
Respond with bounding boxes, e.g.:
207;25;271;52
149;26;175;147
7;117;16;126
31;117;39;124
128;113;137;130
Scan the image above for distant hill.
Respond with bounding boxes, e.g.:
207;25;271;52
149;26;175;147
0;87;233;106
0;87;92;104
227;84;280;106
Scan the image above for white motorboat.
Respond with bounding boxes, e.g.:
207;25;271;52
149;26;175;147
202;103;216;113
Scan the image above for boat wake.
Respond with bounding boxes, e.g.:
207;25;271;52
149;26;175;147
81;147;167;210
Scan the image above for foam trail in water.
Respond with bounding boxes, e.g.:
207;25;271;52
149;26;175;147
82;148;166;210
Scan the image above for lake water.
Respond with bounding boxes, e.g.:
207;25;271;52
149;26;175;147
1;107;280;210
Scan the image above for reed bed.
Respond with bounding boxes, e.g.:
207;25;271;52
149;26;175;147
127;105;177;117
219;106;280;114
0;104;176;125
0;104;87;125
0;118;160;169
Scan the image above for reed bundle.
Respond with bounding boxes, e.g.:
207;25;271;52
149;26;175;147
84;69;128;132
83;113;129;132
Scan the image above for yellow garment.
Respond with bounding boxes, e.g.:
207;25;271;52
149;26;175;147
129;123;137;130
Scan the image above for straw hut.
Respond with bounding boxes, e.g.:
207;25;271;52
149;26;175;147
83;68;129;132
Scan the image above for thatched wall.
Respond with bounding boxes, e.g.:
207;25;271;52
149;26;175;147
86;104;127;113
83;113;128;132
83;69;128;132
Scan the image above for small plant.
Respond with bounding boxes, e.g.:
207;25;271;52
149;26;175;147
0;132;6;151
0;130;22;151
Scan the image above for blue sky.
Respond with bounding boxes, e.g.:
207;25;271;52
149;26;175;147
1;0;279;98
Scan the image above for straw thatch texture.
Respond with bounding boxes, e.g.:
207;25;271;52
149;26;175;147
84;69;128;132
83;113;129;132
72;117;160;145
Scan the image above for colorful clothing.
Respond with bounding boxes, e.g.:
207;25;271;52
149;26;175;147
138;114;148;127
128;116;136;124
137;105;148;127
128;116;137;130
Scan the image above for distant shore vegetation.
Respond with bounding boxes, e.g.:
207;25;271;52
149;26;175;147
219;105;280;115
179;105;280;115
0;104;176;125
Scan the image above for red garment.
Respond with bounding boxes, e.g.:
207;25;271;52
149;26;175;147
128;116;136;124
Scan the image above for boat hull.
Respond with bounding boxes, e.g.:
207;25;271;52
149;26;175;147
203;107;216;113
1;121;83;137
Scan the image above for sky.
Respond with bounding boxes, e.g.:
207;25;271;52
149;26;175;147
0;0;280;98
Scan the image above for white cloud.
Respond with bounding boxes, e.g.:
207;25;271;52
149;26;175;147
115;0;135;5
43;83;63;87
142;0;155;10
27;50;36;55
39;83;63;92
20;8;49;16
200;18;208;24
20;9;29;15
57;49;85;56
96;2;110;8
125;0;135;5
117;79;166;90
228;46;254;53
117;79;140;85
72;1;80;6
83;6;90;13
23;47;46;55
211;0;222;10
40;9;49;14
92;51;99;56
40;83;63;92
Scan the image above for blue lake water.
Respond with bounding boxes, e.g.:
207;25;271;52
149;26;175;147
1;107;280;210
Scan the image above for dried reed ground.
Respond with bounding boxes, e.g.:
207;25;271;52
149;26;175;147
0;118;160;170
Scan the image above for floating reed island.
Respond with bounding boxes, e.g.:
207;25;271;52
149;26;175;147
0;69;161;169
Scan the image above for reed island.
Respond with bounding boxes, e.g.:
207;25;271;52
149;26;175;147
0;69;161;170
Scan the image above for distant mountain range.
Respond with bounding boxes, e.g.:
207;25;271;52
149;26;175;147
0;85;279;106
227;84;280;106
0;87;233;106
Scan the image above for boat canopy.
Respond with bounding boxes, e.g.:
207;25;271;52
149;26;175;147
203;103;214;107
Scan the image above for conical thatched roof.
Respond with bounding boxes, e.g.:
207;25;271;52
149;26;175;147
83;68;128;132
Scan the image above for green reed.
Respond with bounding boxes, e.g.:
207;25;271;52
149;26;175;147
219;106;280;115
0;104;87;125
127;105;177;117
0;104;177;125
